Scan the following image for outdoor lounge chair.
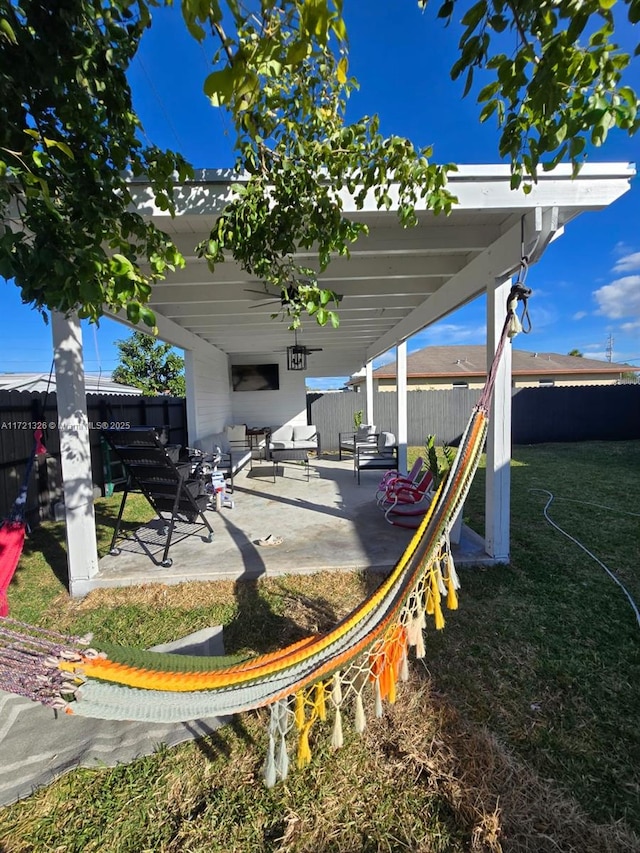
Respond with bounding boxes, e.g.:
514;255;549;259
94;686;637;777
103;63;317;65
102;427;214;568
338;424;377;460
354;431;398;485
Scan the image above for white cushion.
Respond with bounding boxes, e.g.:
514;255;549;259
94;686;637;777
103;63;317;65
292;425;317;442
356;424;376;440
203;431;230;453
377;431;396;453
270;425;294;442
270;439;296;450
225;424;247;443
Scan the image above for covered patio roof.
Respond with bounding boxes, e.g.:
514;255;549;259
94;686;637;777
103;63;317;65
50;161;633;597
125;162;634;376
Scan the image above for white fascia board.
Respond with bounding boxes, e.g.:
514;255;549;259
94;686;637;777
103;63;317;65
129;162;634;220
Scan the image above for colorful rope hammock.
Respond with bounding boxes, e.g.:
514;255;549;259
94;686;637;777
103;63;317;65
0;287;530;785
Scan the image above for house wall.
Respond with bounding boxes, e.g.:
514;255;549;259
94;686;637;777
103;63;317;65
230;353;308;428
185;347;233;439
512;373;623;388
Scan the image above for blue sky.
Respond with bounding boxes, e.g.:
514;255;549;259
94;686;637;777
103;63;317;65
1;2;638;388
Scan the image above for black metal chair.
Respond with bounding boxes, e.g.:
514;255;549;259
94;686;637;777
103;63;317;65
354;432;398;485
102;427;214;568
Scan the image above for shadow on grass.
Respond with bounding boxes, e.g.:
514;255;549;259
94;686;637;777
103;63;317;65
187;715;256;763
20;522;69;589
223;578;329;655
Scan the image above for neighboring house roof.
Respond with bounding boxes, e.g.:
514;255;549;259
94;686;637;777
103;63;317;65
0;373;142;395
348;346;636;383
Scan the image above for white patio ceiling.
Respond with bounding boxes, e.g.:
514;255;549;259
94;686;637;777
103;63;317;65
127;163;634;376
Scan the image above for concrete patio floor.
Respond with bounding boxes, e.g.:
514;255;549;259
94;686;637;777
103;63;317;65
95;456;491;590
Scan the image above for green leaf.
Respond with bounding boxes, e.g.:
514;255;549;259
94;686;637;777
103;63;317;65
286;40;309;66
437;0;454;19
203;67;237;106
463;67;474;98
461;0;487;30
0;18;17;44
139;305;156;327
126;302;141;324
43;138;74;158
111;254;135;276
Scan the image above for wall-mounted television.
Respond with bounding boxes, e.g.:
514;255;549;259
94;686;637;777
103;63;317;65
231;363;280;392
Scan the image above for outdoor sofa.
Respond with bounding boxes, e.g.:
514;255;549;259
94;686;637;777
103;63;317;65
267;424;321;459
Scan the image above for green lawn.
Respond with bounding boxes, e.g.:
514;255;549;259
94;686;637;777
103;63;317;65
1;441;639;853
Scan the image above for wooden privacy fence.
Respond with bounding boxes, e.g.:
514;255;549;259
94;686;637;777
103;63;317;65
0;391;187;524
310;384;640;450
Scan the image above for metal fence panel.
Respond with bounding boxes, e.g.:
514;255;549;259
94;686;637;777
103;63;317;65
0;391;187;523
310;384;640;452
512;385;640;443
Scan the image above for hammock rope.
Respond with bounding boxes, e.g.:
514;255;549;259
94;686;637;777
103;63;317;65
0;286;529;785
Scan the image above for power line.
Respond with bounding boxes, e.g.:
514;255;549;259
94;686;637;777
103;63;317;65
135;55;186;152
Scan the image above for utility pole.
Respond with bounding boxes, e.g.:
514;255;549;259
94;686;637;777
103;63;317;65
605;333;614;363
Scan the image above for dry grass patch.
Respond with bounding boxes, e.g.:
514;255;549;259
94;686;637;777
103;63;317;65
3;674;638;853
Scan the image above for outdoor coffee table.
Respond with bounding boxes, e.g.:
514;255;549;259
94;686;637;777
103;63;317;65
270;448;310;482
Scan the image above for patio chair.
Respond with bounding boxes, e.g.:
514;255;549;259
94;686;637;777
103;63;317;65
338;424;377;460
354;431;398;485
102;427;214;568
375;456;425;506
382;472;437;527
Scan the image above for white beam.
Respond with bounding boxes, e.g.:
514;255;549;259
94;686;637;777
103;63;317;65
184;349;198;448
166;223;505;258
51;311;99;597
150;254;463;286
150;278;445;304
485;278;513;561
396;342;408;474
133;163;632;221
365;362;374;425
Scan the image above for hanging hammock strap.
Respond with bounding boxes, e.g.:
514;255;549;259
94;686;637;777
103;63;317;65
477;282;533;413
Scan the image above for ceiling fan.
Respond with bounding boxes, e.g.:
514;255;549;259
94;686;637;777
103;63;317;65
244;284;296;308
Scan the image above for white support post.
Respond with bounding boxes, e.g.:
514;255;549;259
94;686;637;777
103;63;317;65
365;361;374;426
485;278;513;561
184;348;197;444
51;311;99;596
396;341;408;474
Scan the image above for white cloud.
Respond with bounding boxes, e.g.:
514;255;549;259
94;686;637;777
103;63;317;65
572;310;588;321
612;252;640;273
526;304;557;329
410;323;487;348
594;275;640;320
621;319;640;333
